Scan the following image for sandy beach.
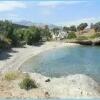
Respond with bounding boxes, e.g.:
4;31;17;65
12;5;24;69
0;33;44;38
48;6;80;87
0;42;78;73
0;42;100;98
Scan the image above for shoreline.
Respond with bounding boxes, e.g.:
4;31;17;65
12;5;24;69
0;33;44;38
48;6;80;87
0;42;100;98
0;42;79;73
0;72;100;98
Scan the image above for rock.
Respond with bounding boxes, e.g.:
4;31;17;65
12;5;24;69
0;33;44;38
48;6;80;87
45;79;50;82
27;73;100;98
69;39;100;46
45;91;50;98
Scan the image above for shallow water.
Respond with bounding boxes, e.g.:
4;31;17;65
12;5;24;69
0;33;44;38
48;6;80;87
1;98;100;100
21;45;100;83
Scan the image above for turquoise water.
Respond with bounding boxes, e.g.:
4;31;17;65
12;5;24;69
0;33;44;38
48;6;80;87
0;98;100;100
21;45;100;83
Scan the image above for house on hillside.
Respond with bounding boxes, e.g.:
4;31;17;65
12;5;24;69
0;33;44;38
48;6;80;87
51;30;68;40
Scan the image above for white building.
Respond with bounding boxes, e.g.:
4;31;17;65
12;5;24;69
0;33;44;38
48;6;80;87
51;30;68;40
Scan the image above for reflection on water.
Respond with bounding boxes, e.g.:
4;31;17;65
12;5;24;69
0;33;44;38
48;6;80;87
21;46;100;83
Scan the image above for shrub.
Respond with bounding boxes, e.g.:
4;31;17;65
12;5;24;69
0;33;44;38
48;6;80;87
90;33;100;39
0;37;11;49
24;28;42;45
67;32;77;39
19;77;37;90
4;71;18;81
77;36;88;40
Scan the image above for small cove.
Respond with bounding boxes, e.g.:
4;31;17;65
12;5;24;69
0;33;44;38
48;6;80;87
20;45;100;83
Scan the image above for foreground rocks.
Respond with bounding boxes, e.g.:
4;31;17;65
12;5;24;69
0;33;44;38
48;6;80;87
0;72;100;98
30;73;100;98
76;40;100;46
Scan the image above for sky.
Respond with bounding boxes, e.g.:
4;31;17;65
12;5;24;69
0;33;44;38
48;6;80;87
0;0;100;26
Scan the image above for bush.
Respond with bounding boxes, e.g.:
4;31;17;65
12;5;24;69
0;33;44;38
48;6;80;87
0;37;11;49
19;77;37;90
4;71;18;81
77;36;88;40
23;28;42;45
90;33;100;39
67;32;77;39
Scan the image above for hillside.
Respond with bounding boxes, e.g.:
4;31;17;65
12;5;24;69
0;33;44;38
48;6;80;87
76;29;95;37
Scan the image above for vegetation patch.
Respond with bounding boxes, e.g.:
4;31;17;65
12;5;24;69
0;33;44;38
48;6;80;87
67;32;77;39
0;20;52;49
0;37;11;49
19;77;38;90
90;33;100;39
4;71;19;81
77;36;88;40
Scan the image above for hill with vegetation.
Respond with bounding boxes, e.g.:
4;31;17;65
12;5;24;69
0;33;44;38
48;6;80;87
0;20;51;50
0;20;100;50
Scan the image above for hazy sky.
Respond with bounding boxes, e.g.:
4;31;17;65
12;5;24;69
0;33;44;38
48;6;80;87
0;0;100;26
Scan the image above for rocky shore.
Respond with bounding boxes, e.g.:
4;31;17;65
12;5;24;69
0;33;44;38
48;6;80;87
0;42;100;98
0;72;100;98
67;39;100;46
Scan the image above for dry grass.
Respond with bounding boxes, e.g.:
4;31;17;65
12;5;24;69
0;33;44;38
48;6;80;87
4;71;25;81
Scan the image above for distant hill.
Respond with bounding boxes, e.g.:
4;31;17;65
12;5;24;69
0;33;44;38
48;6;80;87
15;20;61;29
15;20;33;26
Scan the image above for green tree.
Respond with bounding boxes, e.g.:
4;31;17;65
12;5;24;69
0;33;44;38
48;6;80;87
67;32;77;39
70;25;77;32
77;23;88;31
52;27;60;35
43;25;51;41
24;27;42;45
94;22;100;32
63;26;69;33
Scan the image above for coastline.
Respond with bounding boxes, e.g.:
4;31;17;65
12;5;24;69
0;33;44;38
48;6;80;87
0;42;79;73
0;42;100;98
0;72;100;98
